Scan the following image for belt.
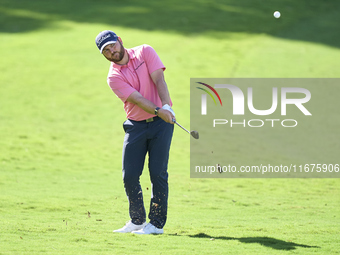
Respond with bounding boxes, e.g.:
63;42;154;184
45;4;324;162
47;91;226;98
129;116;160;123
146;117;155;123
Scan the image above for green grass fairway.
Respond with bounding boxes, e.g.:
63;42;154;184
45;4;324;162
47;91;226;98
1;0;340;254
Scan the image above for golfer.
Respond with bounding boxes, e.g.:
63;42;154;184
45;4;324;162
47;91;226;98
95;30;175;234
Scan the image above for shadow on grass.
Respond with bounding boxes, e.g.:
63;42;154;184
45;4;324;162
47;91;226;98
169;233;320;251
0;0;340;48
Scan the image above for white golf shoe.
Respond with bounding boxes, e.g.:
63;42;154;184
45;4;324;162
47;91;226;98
132;223;164;235
113;221;147;233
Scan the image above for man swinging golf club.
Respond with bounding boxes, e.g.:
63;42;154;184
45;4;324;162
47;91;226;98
95;30;175;234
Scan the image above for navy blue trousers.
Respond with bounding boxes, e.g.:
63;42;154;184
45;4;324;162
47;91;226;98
122;116;174;229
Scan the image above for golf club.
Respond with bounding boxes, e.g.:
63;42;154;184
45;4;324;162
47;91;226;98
173;120;199;139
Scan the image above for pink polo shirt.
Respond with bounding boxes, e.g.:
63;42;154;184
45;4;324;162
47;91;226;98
107;44;172;121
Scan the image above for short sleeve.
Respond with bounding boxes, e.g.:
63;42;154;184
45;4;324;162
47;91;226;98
107;75;136;102
142;45;166;74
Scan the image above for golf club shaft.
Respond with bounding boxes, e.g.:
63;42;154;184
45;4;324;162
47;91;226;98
174;120;190;134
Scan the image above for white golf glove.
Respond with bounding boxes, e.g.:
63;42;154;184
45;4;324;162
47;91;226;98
162;104;175;117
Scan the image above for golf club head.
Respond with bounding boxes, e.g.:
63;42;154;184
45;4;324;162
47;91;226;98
190;130;199;139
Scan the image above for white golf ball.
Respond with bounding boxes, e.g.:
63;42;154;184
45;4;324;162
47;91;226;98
274;11;281;18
